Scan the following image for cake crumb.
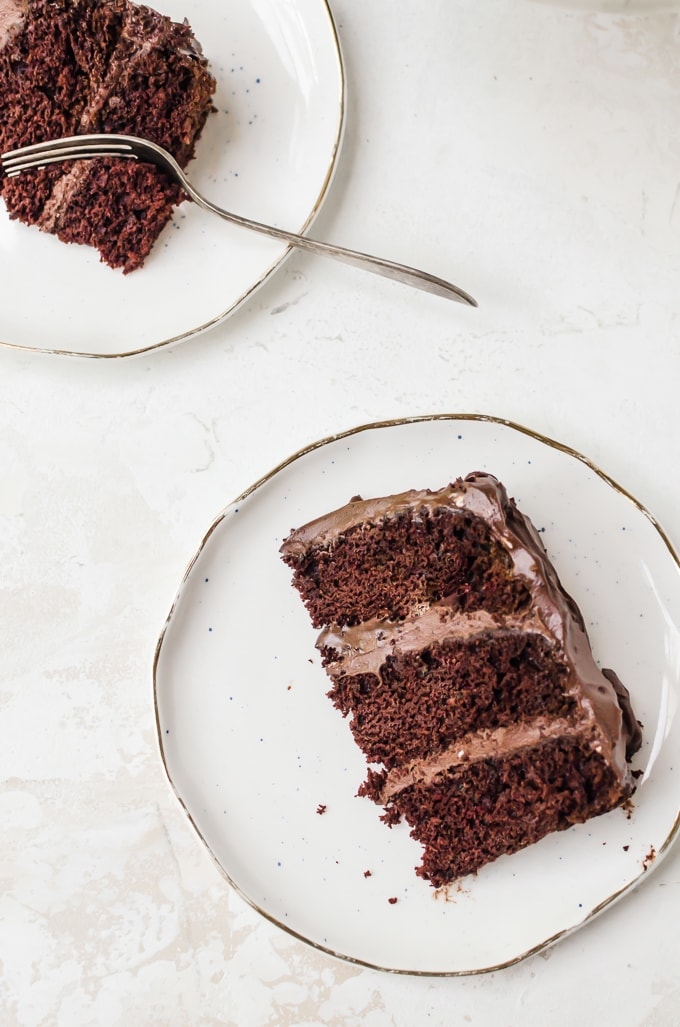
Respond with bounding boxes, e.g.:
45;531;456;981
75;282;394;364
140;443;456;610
316;804;327;815
623;844;630;852
642;846;656;871
363;870;372;878
388;896;398;904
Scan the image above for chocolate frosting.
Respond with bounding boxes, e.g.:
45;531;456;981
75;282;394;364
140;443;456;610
378;716;583;803
284;473;641;792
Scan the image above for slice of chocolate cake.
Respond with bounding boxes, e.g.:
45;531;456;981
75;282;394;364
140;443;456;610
0;0;216;271
281;472;642;887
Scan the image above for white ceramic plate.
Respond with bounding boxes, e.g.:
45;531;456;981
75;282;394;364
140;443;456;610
0;0;344;358
154;415;680;975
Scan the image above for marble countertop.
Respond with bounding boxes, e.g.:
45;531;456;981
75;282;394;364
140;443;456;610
2;1;680;1024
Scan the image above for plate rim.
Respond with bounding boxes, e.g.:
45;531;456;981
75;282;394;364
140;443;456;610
0;0;346;360
152;412;680;975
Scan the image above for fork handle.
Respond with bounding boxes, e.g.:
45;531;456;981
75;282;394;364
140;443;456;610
188;190;477;306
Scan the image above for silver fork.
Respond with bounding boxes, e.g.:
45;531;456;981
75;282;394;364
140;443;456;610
1;133;477;306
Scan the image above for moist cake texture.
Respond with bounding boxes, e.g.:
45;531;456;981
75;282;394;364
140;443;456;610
0;0;216;271
281;472;642;886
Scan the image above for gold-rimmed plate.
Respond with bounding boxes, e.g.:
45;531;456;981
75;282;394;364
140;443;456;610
0;0;344;358
153;415;680;975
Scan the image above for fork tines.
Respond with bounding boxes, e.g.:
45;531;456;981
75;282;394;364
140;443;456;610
1;137;136;179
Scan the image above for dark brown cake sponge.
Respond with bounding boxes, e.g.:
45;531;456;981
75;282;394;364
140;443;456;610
0;0;216;272
281;473;642;886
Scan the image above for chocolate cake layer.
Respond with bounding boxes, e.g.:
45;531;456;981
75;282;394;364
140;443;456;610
323;630;574;769
364;737;623;886
282;501;531;628
0;0;216;271
281;472;642;885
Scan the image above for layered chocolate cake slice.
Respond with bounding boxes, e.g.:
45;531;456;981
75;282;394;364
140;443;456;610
0;0;216;271
281;472;641;886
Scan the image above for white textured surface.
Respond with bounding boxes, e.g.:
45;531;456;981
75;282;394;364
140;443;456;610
1;0;680;1024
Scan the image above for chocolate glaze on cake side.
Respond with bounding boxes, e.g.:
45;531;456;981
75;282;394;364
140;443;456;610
281;472;642;886
0;0;216;271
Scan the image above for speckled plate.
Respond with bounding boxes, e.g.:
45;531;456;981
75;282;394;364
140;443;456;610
153;415;680;975
0;0;344;357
